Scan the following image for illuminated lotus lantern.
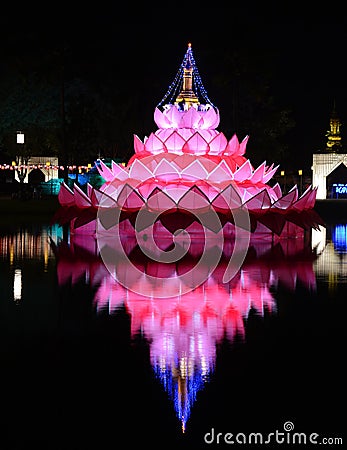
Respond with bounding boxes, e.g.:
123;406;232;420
52;39;323;430
54;43;324;239
52;234;317;432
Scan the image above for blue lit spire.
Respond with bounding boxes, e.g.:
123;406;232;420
152;348;213;433
157;43;216;111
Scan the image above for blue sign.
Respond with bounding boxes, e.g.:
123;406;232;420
332;183;347;196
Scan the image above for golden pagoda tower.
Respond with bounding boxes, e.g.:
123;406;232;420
175;43;200;109
325;101;342;153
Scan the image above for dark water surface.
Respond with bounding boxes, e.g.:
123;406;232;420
1;220;345;449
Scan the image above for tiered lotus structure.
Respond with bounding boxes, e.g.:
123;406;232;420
53;43;324;239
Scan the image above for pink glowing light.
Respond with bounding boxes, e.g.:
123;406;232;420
53;44;324;239
52;232;317;432
51;42;324;431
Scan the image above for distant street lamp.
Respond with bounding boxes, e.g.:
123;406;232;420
16;131;24;144
46;161;51;179
46;161;52;195
298;169;303;195
16;132;27;194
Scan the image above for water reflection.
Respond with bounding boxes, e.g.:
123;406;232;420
13;268;22;303
312;224;347;284
52;232;318;432
0;223;63;267
0;213;345;450
333;224;347;253
1;221;345;443
0;224;63;305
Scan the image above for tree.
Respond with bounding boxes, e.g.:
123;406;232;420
205;47;296;168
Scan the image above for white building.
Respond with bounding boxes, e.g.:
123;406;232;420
312;104;347;199
14;156;59;184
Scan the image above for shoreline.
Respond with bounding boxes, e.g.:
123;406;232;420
0;196;60;225
314;199;347;223
0;197;346;225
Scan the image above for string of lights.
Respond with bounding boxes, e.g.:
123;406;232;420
0;163;96;171
157;44;216;109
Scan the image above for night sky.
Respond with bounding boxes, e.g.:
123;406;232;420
1;2;347;170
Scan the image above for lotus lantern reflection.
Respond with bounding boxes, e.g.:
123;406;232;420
52;233;317;434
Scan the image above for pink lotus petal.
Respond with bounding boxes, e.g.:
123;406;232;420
87;183;93;197
234;155;249;168
91;187;117;208
74;184;92;208
147;188;177;210
144;133;167;154
292;186;313;210
137;180;159;199
153;159;180;178
58;182;75;206
178;129;194;141
200;157;223;173
250;161;266;183
207;160;234;182
209;133;228;155
165;105;182;127
134;134;145;153
156;129;175;142
172;154;196;170
182;132;209;154
211;183;242;210
234;160;253;181
305;186;318;209
199;183;221;202
181;160;208;179
202;106;220;129
242;190;255;203
129;159;154;180
117;184;145;210
243;189;272;211
262;164;279;184
223;134;239;156
237;135;249;156
111;160;126;177
196;129;218;143
163;185;192;203
177;186;210;211
154;107;172;128
272;182;282;199
180;106;201;128
96;159;114;182
164;131;186;153
272;186;298;210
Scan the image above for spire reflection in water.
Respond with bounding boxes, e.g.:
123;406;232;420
51;231;318;433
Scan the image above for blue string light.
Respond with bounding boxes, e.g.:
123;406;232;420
158;44;216;110
153;352;213;431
